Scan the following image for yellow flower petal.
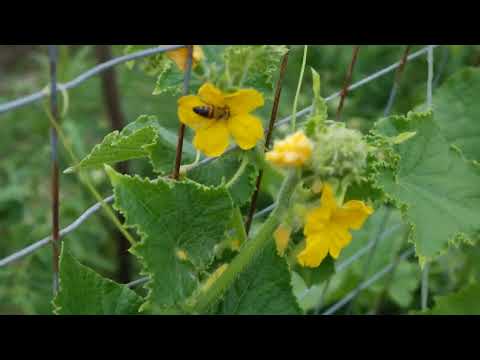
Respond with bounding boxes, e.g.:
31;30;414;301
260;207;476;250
274;225;291;257
193;121;230;157
228;113;264;150
329;223;353;249
166;45;204;71
304;206;331;236
265;131;313;168
198;83;225;107
224;89;264;116
329;240;341;259
178;95;214;130
297;233;330;268
333;200;374;230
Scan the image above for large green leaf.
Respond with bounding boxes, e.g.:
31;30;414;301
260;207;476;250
106;167;233;312
432;67;480;161
423;282;480;315
53;248;143;315
67;114;195;175
375;111;480;260
188;150;258;206
216;242;302;315
65;126;157;173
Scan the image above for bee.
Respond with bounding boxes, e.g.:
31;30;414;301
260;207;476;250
193;105;230;120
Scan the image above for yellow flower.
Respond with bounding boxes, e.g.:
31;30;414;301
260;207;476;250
178;83;265;157
274;225;292;257
297;183;374;268
265;131;314;167
166;45;204;71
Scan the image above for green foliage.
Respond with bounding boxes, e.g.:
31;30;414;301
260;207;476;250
216;242;302;314
432;67;480;161
188;150;258;206
421;282;480;315
305;67;328;137
106;167;233;312
221;45;288;93
4;45;480;315
375;111;480;261
65;126;157;173
152;58;185;96
54;248;143;315
294;257;335;288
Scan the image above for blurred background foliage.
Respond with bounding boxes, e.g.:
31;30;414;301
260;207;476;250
1;45;479;314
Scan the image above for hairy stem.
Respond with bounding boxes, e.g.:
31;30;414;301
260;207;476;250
291;45;308;131
186;170;300;314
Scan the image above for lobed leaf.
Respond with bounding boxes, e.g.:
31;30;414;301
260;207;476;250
106;167;233;312
53;248;143;315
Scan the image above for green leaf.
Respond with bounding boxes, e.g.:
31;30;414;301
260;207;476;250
152;58;184;96
222;45;288;93
375;111;480;260
216;242;302;314
188;150;258;206
294;256;335;288
305;68;328;137
106;167;233;312
65;125;157;173
432;67;480;161
422;282;480;315
127;115;196;174
53;248;143;315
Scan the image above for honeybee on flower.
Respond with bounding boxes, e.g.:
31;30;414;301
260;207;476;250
177;83;265;157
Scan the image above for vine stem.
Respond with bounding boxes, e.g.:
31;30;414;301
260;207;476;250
44;106;136;246
336;46;360;121
291;46;308;132
186;170;300;314
48;45;60;295
244;50;290;234
225;154;249;188
173;45;194;180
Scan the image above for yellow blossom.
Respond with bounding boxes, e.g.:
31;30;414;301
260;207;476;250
166;45;204;71
178;83;265;157
297;183;374;268
274;225;292;256
265;131;314;167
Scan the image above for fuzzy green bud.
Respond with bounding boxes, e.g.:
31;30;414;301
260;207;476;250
311;122;369;184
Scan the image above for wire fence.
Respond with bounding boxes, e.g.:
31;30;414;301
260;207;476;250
0;44;438;314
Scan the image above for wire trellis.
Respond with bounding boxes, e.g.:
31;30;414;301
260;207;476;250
0;44;438;314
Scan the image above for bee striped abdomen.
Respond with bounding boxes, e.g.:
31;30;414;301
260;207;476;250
193;106;214;119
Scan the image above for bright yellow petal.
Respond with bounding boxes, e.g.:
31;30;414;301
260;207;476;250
321;183;337;213
198;83;225;107
304;206;331;236
329;241;342;259
333;200;374;230
224;89;264;116
274;225;291;257
193;121;230;157
329;223;353;249
166;46;204;71
297;233;330;268
227;114;264;150
178;95;214;130
192;45;204;64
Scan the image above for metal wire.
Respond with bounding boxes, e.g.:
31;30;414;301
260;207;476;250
0;45;185;114
322;248;415;315
0;45;438;279
0;196;114;267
